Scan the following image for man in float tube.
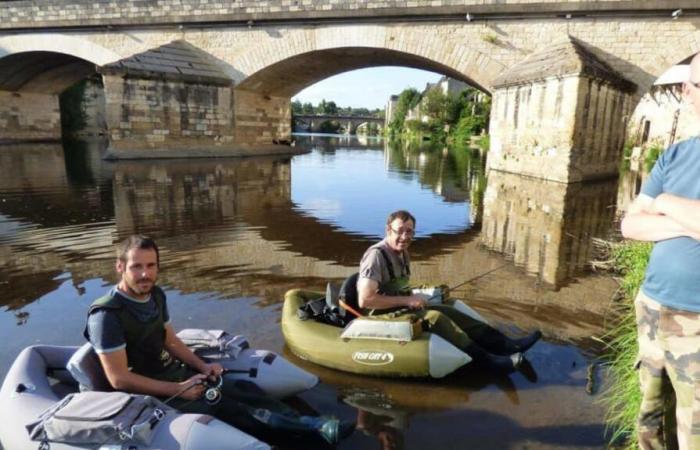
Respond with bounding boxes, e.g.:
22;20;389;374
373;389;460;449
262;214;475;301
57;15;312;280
84;235;354;445
340;209;542;371
620;52;700;449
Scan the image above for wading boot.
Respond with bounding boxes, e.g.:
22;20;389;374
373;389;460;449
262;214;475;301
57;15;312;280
508;330;542;353
466;344;523;372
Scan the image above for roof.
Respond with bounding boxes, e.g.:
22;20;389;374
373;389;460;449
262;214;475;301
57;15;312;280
654;64;689;86
98;40;232;86
492;36;636;93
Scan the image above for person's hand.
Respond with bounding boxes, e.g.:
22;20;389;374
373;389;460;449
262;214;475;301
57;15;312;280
201;362;224;382
406;295;427;310
178;373;207;400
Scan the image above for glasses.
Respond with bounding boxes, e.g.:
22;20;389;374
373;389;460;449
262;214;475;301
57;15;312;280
390;227;415;237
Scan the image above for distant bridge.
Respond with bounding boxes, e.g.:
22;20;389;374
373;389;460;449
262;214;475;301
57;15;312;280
292;114;384;134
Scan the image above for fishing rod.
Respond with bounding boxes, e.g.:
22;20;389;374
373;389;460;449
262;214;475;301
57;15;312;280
423;263;508;303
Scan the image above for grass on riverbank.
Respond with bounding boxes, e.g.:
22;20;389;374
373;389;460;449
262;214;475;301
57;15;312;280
599;240;652;448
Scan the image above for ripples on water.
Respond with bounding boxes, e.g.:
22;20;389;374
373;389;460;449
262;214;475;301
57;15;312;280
0;135;633;449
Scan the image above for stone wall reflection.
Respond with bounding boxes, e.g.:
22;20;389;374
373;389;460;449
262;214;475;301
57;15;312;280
481;170;617;288
113;157;292;236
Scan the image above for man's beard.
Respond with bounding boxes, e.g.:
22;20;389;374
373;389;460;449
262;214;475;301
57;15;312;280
128;279;153;296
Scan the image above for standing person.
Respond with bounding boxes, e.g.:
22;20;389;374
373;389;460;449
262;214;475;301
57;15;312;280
621;53;700;450
84;235;353;445
339;210;542;371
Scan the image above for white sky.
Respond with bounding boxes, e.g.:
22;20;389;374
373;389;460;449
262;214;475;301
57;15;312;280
292;66;443;110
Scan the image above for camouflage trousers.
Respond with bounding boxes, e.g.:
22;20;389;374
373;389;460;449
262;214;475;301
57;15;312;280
635;290;700;450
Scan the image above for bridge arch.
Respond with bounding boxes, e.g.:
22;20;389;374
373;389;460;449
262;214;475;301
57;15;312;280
234;24;505;96
0;34;120;93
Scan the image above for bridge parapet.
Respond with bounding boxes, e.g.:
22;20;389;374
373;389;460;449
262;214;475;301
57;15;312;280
0;1;690;30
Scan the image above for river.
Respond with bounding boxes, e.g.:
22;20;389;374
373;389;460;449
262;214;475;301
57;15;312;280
0;134;628;449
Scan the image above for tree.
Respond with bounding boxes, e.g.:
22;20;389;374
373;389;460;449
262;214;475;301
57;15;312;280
389;88;420;133
291;100;303;115
302;102;315;114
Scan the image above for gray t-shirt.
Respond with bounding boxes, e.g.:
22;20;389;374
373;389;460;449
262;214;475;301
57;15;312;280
641;136;700;311
86;286;170;354
359;239;410;285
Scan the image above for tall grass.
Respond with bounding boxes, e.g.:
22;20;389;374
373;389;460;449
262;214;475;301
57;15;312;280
601;241;652;448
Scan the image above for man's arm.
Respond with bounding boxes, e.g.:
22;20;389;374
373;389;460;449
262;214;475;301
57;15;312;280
162;324;222;377
621;193;700;241
357;278;426;311
97;349;206;400
651;193;700;236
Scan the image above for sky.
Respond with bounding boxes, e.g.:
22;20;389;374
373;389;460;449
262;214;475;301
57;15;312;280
292;66;443;110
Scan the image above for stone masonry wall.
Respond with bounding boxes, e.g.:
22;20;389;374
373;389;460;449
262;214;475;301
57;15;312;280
488;74;632;182
103;75;235;156
0;91;61;142
233;90;291;146
0;1;646;29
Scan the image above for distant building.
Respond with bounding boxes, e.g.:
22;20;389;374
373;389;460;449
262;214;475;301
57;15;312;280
407;76;470;123
385;94;399;127
629;63;699;148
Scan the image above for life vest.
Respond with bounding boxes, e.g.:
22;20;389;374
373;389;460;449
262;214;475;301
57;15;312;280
339;247;411;316
83;287;186;381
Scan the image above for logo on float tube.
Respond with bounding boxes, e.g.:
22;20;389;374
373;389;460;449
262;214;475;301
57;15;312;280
352;350;394;366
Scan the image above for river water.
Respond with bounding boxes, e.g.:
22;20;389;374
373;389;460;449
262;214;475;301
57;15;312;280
0;134;629;449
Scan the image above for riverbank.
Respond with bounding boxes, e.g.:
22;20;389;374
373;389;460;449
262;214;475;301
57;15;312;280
600;240;652;448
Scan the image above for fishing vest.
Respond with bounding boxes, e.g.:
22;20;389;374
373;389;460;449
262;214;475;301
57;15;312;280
83;288;184;381
340;247;411;314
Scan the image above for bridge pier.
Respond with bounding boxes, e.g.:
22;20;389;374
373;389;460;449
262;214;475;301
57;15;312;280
96;40;295;159
487;37;636;183
233;90;292;146
0;91;61;143
482;37;637;281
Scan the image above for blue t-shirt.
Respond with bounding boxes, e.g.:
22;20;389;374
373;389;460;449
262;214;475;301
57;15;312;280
641;137;700;312
87;286;170;353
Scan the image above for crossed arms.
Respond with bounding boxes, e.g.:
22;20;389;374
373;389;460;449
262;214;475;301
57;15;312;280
621;193;700;241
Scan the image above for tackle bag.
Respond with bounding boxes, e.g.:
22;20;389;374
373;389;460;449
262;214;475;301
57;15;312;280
26;391;170;447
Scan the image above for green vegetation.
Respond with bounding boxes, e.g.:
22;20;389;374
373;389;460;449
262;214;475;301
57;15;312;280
644;142;664;173
388;88;421;137
601;240;653;448
387;85;490;148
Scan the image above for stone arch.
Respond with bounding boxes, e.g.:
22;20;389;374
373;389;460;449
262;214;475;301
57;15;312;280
0;34;120;65
0;34;121;94
233;24;506;96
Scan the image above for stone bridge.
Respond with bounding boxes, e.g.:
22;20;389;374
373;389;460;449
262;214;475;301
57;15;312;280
293;114;383;134
1;1;700;179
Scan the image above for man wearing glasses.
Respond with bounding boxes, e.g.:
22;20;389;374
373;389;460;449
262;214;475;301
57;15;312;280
621;53;700;449
340;209;541;372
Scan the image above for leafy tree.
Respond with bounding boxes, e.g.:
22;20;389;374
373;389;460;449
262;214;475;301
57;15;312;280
389;88;420;134
291;100;303;115
302;102;315;114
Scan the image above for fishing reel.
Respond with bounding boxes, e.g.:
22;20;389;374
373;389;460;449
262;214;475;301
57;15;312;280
202;375;223;405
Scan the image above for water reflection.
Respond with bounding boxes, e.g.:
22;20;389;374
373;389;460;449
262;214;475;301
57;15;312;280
0;136;618;449
291;135;476;238
481;171;618;288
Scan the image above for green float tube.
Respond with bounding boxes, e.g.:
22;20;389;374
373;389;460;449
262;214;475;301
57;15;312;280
282;289;472;378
